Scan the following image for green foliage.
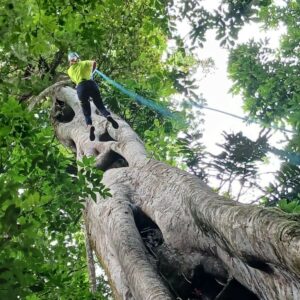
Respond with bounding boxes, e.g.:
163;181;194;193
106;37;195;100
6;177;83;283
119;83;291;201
226;0;300;204
228;39;300;128
0;0;196;142
228;1;300;132
176;132;207;181
266;163;300;205
0;0;171;101
0;98;110;299
278;199;300;214
144;119;186;167
77;156;111;202
214;131;268;168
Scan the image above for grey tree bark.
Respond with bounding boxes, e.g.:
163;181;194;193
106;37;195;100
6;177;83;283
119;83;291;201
51;85;300;300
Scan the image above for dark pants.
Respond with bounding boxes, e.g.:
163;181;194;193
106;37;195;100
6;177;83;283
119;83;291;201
76;80;110;125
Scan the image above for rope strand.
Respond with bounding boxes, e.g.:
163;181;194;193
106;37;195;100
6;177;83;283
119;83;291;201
93;69;174;119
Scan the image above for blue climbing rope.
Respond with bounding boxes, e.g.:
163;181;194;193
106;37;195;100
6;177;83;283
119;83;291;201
93;69;174;119
92;69;299;165
93;69;296;134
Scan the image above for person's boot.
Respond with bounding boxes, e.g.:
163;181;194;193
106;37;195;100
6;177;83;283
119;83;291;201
106;115;119;129
89;126;95;141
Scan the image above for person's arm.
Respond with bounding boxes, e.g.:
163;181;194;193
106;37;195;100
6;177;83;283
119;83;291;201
92;60;96;72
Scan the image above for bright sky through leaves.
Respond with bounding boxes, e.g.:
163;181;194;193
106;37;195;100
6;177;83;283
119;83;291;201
174;0;289;201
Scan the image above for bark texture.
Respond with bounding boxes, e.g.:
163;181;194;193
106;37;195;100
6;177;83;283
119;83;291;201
52;85;300;300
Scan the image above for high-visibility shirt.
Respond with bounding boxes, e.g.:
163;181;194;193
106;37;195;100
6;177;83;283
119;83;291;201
67;60;93;85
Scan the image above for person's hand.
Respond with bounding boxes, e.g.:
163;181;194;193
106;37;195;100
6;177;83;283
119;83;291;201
92;61;97;71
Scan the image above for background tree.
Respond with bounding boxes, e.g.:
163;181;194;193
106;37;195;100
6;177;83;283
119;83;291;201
227;0;300;206
207;130;269;200
169;0;300;207
168;0;273;47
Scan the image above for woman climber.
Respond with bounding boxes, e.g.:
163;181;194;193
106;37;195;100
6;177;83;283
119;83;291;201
67;52;118;141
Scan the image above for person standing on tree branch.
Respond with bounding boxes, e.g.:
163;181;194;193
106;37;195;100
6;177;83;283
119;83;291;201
67;52;119;141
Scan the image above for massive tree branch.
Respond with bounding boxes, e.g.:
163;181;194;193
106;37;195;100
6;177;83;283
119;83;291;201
52;85;300;300
28;80;72;111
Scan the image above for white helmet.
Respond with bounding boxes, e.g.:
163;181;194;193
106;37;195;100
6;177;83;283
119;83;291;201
68;52;80;62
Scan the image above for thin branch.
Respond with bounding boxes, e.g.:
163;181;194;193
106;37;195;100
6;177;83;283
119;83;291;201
83;221;97;293
49;50;65;76
214;277;233;300
28;79;71;110
236;181;245;202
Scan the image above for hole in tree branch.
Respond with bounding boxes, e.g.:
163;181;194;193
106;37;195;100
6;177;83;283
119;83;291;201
130;204;260;299
98;151;128;171
68;139;77;152
215;277;259;300
54;99;75;123
244;255;273;274
99;130;116;142
96;131;127;170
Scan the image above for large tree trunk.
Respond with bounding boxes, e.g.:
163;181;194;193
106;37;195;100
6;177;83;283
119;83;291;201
52;85;300;300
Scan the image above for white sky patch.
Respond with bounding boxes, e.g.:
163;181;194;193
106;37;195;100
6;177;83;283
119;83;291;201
197;23;288;200
18;188;25;195
197;22;287;153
